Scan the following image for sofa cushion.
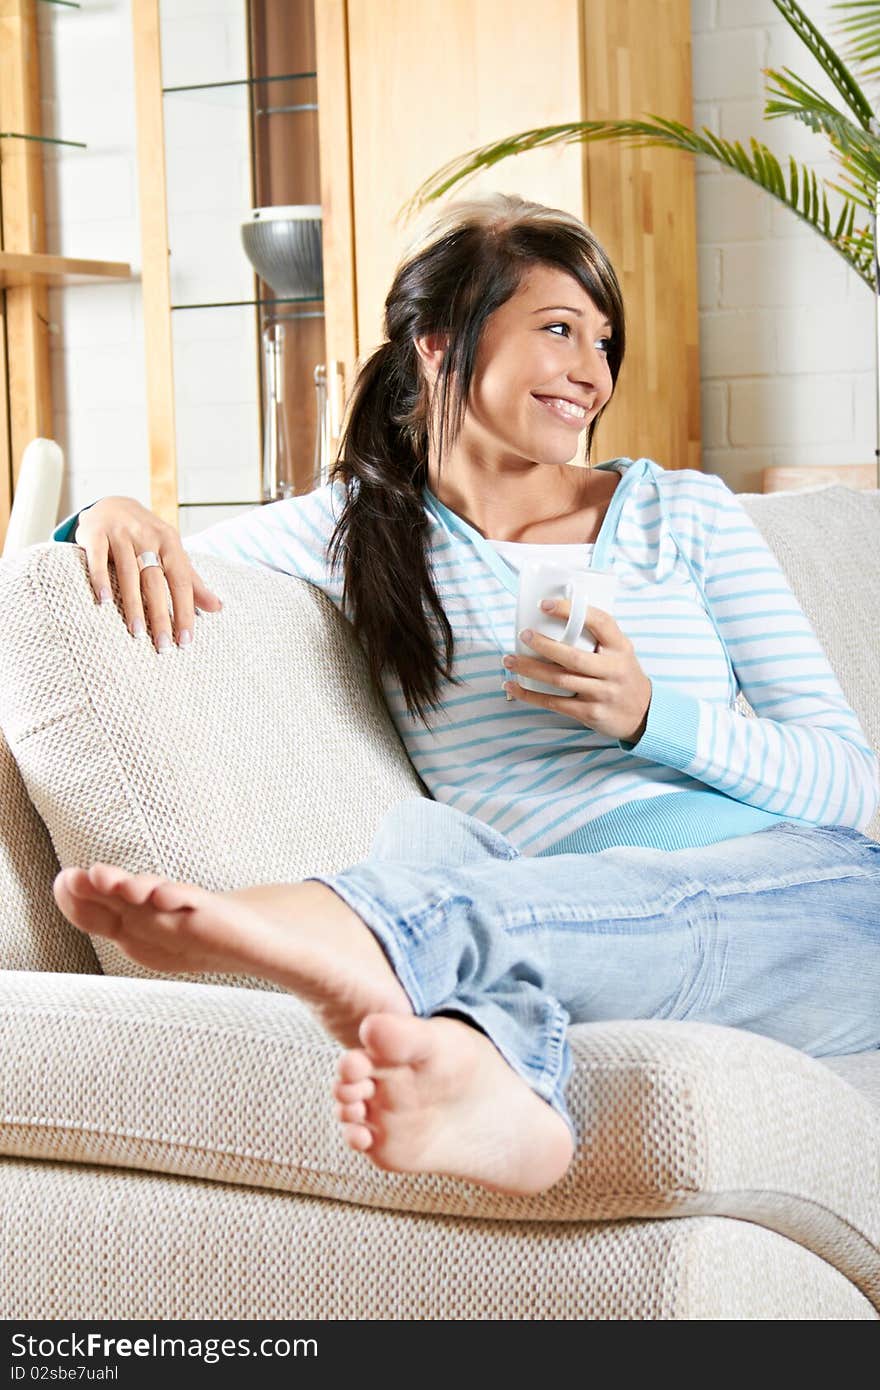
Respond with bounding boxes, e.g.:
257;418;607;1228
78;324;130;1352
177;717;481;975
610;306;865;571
0;544;428;985
737;485;880;842
0;728;100;976
1;969;877;1307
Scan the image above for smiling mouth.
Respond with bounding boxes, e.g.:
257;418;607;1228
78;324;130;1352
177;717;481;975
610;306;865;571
532;394;591;426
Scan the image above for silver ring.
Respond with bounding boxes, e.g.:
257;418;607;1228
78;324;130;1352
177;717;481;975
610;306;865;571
136;550;163;573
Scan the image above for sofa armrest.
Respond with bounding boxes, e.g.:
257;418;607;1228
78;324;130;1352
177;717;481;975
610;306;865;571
0;732;100;975
1;969;877;1307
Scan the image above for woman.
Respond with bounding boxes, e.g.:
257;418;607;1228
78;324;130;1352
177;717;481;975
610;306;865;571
52;192;880;1198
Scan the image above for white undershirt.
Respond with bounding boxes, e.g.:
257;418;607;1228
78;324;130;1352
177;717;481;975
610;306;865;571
487;538;595;573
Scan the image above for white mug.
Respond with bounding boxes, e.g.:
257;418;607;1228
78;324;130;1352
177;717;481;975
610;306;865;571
515;562;619;696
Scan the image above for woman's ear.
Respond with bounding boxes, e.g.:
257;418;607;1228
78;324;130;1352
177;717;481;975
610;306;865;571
413;332;449;382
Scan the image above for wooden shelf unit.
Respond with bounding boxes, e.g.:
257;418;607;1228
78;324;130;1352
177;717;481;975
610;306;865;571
0;250;131;289
0;0;133;548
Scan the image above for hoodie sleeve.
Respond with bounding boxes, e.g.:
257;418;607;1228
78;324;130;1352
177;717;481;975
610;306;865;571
180;483;348;614
53;502;100;543
618;473;880;832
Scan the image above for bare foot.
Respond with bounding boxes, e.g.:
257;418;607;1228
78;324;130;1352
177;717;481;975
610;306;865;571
53;865;576;1194
52;864;412;1047
332;1012;575;1195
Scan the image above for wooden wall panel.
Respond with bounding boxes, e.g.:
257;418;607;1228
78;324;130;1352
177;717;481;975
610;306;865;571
346;0;590;463
0;0;53;547
132;0;178;526
314;0;357;453
581;0;699;471
344;0;698;475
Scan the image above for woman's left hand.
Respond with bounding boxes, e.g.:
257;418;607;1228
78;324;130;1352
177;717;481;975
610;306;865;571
502;598;653;743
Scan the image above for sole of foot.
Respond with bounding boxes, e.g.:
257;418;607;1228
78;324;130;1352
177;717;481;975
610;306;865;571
331;1012;574;1195
52;865;413;1047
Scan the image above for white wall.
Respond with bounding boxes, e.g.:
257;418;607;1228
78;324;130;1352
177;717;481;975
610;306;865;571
37;0;876;526
692;0;876;492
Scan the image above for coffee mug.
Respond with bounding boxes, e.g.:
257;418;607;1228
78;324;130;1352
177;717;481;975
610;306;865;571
515;562;619;696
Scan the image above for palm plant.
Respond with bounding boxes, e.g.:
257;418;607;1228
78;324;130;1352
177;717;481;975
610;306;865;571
397;0;880;484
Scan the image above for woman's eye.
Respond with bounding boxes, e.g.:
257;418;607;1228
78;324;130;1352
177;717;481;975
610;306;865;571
544;323;612;354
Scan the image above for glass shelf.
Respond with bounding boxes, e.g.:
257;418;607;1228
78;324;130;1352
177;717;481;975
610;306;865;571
0;133;85;150
171;295;324;313
163;71;316;96
37;1;80;8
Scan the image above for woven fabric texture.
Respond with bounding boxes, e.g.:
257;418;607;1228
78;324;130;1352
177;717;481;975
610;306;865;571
736;486;880;841
0;482;878;1320
1;1155;874;1320
0;729;99;975
0;541;428;986
1;969;878;1306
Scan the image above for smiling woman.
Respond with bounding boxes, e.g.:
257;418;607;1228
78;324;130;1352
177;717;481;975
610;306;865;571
323;196;627;724
52;190;880;1200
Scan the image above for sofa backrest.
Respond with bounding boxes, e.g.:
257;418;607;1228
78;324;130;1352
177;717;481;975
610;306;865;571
0;543;427;983
738;485;880;847
0;482;877;983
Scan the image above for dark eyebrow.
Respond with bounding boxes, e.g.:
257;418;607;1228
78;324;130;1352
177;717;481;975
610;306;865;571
531;305;613;330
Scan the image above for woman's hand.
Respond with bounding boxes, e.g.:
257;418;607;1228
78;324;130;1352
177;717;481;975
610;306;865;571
74;496;223;652
501;598;652;743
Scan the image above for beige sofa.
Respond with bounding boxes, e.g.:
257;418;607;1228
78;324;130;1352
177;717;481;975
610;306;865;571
0;482;878;1321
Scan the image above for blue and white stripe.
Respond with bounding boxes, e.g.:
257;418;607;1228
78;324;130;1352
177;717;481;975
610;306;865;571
59;456;876;856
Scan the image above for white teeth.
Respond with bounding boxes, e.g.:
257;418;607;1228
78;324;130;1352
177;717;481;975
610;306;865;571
538;396;587;420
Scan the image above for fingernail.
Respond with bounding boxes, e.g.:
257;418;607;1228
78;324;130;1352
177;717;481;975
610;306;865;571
519;628;533;642
157;633;172;653
99;587;112;605
540;599;555;611
132;618;146;638
178;629;192;648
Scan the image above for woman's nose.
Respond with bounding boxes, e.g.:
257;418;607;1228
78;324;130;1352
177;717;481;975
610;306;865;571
571;343;610;392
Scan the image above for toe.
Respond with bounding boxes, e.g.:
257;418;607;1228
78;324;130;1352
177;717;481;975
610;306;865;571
93;867;167;906
148;879;207;913
54;867;91;898
87;863;129;893
336;1100;367;1123
333;1077;376;1104
339;1122;372;1152
359;1012;434;1067
337;1048;374;1084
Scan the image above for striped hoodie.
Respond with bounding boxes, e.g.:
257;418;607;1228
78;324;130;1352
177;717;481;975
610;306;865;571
54;457;880;856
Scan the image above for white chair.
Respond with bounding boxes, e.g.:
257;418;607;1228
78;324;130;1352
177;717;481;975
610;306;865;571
2;438;64;557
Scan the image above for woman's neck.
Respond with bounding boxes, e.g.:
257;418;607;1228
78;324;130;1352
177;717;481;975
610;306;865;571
425;463;604;543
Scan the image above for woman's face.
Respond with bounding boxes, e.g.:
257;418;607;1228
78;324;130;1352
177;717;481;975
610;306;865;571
462;263;615;467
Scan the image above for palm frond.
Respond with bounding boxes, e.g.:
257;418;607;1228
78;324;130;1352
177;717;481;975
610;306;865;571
830;1;880;85
771;0;874;123
764;68;880;195
395;116;875;288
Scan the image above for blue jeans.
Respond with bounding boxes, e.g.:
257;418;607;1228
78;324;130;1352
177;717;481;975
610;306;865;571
304;798;880;1144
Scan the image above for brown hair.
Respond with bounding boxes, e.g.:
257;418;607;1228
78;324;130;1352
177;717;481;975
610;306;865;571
326;191;626;729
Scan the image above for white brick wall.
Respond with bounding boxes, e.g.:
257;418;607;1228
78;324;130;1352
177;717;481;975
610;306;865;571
39;0;877;525
692;0;877;492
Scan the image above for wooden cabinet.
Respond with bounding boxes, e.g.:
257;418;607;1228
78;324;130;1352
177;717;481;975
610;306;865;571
134;0;699;533
0;0;131;551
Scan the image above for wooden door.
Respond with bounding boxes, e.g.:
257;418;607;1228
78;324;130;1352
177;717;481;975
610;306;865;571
335;0;699;472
